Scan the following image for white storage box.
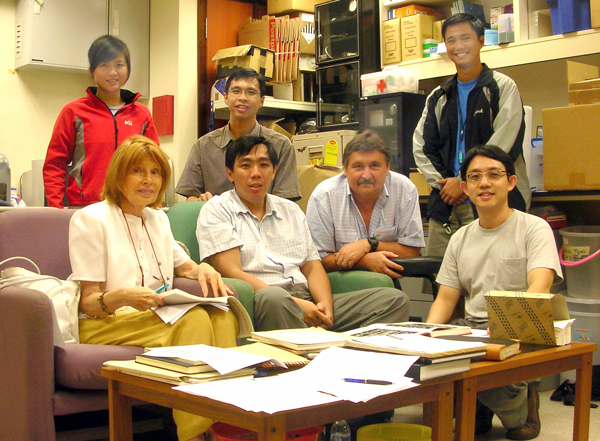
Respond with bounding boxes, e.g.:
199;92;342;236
361;67;419;97
292;130;358;167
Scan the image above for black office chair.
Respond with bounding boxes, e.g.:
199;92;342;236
390;256;443;299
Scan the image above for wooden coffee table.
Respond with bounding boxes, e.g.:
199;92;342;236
101;367;456;441
453;342;597;441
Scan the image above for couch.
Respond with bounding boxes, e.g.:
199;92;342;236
0;207;246;440
167;201;396;319
0;204;394;440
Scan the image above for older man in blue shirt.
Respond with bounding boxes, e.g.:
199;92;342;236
306;130;425;279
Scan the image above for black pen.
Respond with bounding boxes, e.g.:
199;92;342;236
343;378;393;385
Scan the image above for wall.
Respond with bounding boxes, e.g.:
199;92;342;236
0;0;198;204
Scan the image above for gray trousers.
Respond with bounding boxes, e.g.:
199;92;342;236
453;318;529;429
254;285;410;332
426;203;475;258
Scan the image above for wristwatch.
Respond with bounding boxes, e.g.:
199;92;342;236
367;237;379;253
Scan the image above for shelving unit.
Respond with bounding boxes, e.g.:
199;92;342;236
379;0;600;77
212;98;316;120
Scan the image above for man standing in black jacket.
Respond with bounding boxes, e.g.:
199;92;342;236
413;13;531;259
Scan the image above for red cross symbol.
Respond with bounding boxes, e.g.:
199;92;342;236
377;79;387;93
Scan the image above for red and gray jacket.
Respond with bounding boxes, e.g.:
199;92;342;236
43;87;159;208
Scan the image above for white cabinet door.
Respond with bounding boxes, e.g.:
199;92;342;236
109;0;150;97
16;0;109;70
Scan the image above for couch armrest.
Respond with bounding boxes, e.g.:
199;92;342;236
0;286;56;439
328;271;394;294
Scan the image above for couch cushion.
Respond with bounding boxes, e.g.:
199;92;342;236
55;343;143;390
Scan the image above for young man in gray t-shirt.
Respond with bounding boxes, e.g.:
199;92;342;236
427;145;562;441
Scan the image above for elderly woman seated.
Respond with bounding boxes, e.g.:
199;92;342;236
69;134;238;441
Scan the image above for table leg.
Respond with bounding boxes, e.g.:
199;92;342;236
573;352;593;441
453;377;478;441
424;381;455;441
260;415;287;441
108;379;133;441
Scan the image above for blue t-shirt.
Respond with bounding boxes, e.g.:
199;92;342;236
453;77;479;177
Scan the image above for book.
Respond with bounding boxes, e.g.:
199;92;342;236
135;354;216;374
346;322;472;338
250;327;348;353
155;289;253;338
436;335;521;361
406;358;471;382
104;359;256;386
232;342;310;372
344;333;487;359
485;291;572;346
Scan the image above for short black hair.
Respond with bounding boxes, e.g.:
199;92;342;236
88;35;131;80
225;134;278;171
442;13;485;40
342;130;391;168
224;68;266;97
460;145;516;180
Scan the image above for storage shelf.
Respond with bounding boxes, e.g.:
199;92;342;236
213;98;316;120
419;191;600;205
400;29;600;80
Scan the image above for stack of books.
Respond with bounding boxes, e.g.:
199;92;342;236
104;343;310;385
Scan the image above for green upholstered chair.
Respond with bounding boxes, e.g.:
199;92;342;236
166;201;255;322
166;201;395;324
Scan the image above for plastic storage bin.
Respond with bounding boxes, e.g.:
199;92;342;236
544;0;591;34
361;67;419;97
559;226;600;299
211;423;323;441
357;423;432;441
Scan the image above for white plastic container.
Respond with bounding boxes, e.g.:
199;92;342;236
361;66;419;97
559;226;600;299
559;296;600;382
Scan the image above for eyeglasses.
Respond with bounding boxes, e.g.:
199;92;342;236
466;169;509;183
226;87;260;97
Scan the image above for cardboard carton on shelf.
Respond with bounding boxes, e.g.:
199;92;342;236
212;45;275;80
382;18;402;65
390;4;445;19
542;103;600;191
267;0;327;15
566;61;600;106
401;14;438;62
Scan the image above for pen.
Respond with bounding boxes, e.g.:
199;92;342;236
155;284;169;293
343;378;393;385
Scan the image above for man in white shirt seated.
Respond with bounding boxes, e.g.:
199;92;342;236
427;144;563;440
196;134;409;332
306;130;426;279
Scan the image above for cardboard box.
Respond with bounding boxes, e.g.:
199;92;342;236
212;45;275;80
593;0;600;28
486;291;571;346
296;165;343;213
267;0;326;15
286;12;316;54
240;14;315;55
391;4;445;19
410;172;431;196
401;14;437;61
238;16;275;51
433;20;443;42
382;18;402;65
565;61;600;105
542;103;600;190
568;78;600;106
566;60;599;84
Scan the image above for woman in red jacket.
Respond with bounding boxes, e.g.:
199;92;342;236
43;35;159;208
